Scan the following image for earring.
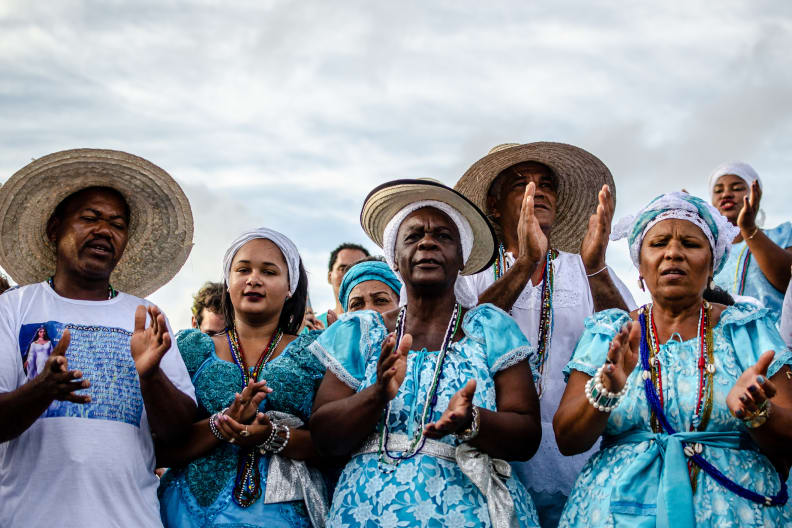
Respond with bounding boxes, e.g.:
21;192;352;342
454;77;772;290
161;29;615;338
708;277;715;290
637;276;645;291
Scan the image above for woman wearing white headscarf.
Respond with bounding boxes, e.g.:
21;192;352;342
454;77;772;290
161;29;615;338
157;228;328;528
310;179;542;527
709;162;792;320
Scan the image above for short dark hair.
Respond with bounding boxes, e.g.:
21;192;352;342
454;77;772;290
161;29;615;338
328;243;369;272
50;186;131;226
191;282;224;327
0;273;9;295
221;260;309;336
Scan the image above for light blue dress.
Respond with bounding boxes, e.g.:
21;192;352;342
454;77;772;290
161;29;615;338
158;329;326;528
309;304;540;527
714;222;792;322
559;302;791;527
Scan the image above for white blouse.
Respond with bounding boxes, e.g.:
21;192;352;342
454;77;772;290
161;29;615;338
458;250;636;496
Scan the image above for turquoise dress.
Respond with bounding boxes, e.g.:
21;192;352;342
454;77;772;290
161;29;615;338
158;329;326;528
309;304;540;528
559;303;792;527
714;222;792;322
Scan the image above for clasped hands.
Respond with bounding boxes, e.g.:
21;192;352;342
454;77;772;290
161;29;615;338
375;332;477;439
213;379;275;446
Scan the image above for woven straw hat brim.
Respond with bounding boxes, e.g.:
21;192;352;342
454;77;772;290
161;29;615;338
0;149;194;297
454;142;615;254
360;179;496;275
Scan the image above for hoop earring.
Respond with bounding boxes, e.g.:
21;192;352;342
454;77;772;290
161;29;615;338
637;276;645;292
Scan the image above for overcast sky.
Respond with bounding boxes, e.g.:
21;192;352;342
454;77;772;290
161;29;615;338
1;1;791;328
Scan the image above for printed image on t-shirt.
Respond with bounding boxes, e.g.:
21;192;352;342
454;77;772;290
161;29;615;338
18;321;143;427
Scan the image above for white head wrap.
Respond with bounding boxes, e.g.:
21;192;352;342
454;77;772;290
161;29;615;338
611;191;739;275
382;200;477;307
707;161;765;227
222;228;301;295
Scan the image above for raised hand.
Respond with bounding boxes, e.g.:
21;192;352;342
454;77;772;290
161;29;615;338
727;350;776;421
131;305;171;380
326;309;338;327
601;321;641;393
424;379;476;439
517;182;548;266
580;184;614;274
36;329;91;404
737;180;762;234
225;379;272;424
375;332;411;401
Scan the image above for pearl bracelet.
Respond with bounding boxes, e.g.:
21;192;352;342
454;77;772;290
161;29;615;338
585;365;628;412
257;422;290;454
208;413;226;441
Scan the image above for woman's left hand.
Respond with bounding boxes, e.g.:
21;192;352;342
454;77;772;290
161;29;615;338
726;350;777;420
580;184;614;274
423;380;476;439
737;179;762;235
215;411;273;447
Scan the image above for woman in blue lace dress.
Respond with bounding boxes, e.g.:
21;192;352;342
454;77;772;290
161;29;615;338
310;179;542;527
709;162;792;321
157;228;328;527
553;192;792;527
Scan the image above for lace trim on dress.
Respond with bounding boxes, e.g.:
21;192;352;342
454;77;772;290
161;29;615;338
307;340;361;390
490;345;536;376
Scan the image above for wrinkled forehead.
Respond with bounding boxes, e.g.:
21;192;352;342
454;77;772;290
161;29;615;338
489;161;557;198
398;206;459;236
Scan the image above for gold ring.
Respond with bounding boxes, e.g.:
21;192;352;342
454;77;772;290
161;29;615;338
240;426;250;437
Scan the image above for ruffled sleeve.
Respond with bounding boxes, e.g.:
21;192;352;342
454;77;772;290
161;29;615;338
175;328;215;379
308;310;387;391
462;303;535;377
563;309;631;381
766;221;792;249
720;302;792;378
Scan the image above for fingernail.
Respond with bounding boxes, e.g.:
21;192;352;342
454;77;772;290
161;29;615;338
748;385;758;393
740;395;749;403
756;375;765;384
735;409;744;418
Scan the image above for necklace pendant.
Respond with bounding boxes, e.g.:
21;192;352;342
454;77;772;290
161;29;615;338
706;363;715;374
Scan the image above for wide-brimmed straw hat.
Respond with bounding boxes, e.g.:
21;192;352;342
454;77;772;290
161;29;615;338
360;179;496;275
454;142;615;254
0;148;194;297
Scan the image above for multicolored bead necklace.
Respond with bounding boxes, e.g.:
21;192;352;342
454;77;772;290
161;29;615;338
47;275;118;299
644;302;714;486
733;244;752;295
226;325;283;507
493;244;557;397
378;302;461;468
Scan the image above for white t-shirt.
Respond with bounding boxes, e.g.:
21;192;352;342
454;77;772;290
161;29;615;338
0;282;196;528
459;250;636;497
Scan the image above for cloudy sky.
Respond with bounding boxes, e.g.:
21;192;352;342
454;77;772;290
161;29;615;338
1;1;790;328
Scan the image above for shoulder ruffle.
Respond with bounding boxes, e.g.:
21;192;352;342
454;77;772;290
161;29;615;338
175;328;215;378
582;309;633;337
461;303;514;345
718;301;771;328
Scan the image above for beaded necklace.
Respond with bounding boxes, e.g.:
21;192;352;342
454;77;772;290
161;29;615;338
733;244;752;295
378;303;461;468
47;276;118;300
638;308;788;507
493;244;557;397
645;302;714;486
226;325;283;508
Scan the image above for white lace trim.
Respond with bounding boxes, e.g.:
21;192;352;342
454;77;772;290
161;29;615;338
490;345;535;375
307;341;361;391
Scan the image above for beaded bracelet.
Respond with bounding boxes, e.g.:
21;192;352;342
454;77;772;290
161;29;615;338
585;365;628;412
208;413;226;441
454;406;480;442
257;422;290;454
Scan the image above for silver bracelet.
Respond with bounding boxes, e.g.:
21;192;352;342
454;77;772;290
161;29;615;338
258;422;290;454
586;265;608;278
208;413;226;441
454;406;480;442
585;365;628;412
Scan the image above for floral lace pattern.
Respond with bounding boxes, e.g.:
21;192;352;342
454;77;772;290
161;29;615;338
314;304;540;527
158;329;326;526
559;304;792;527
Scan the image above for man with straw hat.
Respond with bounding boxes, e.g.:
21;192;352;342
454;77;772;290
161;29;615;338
0;149;197;527
455;142;636;527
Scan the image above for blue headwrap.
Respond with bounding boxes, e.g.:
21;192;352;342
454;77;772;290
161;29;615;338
338;260;402;311
611;191;739;275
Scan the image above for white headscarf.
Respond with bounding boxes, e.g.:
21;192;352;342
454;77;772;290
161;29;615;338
382;200;477;307
222;228;301;295
707;161;765;227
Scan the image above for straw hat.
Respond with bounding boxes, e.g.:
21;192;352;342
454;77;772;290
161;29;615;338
360;179;496;275
0;148;194;297
454;142;615;254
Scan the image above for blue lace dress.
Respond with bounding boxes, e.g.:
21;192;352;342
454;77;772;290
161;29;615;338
158;329;326;528
309;304;540;528
559;303;792;527
714;221;792;322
